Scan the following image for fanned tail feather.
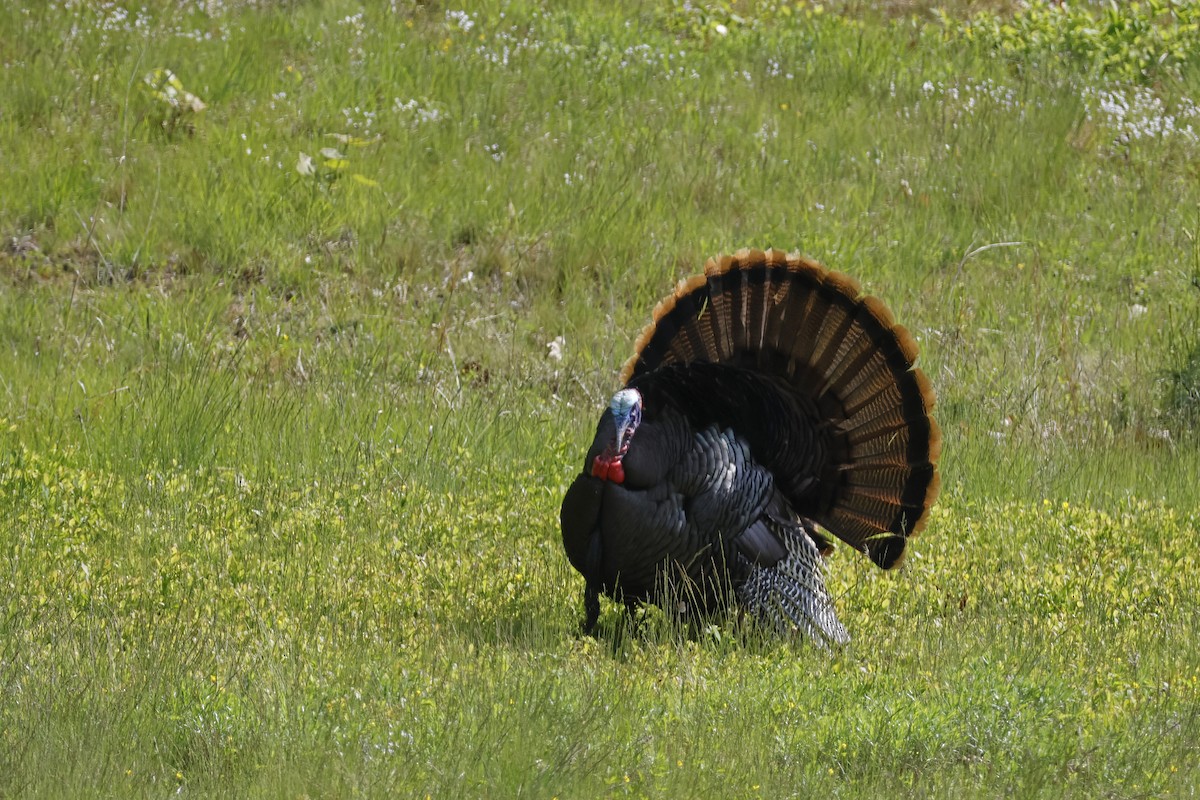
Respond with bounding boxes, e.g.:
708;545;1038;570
621;247;940;570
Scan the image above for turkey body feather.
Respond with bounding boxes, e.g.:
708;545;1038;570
561;248;941;644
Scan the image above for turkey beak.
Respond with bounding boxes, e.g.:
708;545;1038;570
613;417;633;456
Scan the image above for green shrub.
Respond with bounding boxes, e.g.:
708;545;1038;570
942;0;1200;81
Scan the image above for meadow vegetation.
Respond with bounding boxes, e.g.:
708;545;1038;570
2;0;1199;796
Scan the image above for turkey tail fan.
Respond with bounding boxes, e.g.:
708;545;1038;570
620;247;941;570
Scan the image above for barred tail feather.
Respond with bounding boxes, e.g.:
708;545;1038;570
621;247;940;570
737;519;849;646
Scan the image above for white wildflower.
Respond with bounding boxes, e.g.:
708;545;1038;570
446;9;475;32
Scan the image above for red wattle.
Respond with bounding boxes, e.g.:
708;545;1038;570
591;455;624;484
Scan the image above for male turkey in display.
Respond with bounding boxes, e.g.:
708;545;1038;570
560;248;941;645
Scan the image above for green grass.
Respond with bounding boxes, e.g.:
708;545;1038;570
3;0;1200;796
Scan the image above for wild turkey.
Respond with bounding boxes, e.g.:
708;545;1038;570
560;248;941;644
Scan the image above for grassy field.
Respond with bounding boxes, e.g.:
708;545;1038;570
3;0;1200;796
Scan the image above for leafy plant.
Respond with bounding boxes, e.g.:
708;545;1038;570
941;0;1200;82
296;135;381;189
141;68;207;137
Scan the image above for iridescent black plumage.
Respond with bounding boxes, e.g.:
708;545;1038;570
561;248;941;644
